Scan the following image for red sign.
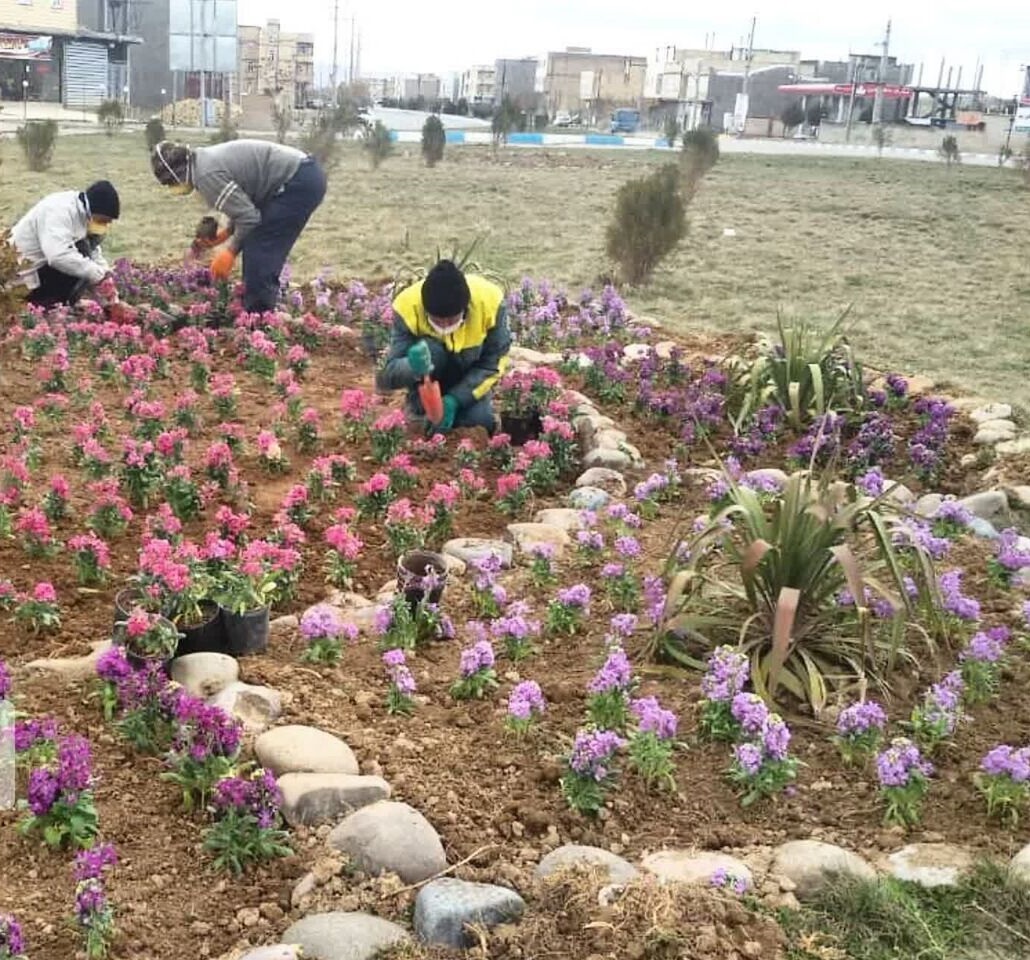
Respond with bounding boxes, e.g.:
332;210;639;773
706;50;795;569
0;33;53;61
778;82;912;100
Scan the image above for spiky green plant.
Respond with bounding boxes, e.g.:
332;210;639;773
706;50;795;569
649;469;938;712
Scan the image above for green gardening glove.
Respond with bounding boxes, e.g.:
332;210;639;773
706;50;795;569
407;340;433;378
436;394;459;433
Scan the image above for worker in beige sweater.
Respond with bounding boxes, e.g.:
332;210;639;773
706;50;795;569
151;139;326;314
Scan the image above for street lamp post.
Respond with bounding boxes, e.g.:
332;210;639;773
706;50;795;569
22;79;28;121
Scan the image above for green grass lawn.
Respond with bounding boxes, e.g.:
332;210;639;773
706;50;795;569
3;132;1029;406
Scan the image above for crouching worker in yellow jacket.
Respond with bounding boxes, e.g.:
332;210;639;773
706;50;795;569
375;260;511;435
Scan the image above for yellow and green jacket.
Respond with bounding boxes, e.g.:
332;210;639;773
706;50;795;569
375;275;511;409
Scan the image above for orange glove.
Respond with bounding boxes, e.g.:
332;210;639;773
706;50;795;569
210;247;237;281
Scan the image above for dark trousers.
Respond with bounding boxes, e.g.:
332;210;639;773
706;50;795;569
27;239;94;307
241;158;327;313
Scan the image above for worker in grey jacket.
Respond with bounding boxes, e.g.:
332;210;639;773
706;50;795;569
10;180;120;307
150;139;326;314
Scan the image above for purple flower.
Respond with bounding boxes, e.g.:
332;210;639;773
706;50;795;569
96;646;133;682
588;648;633;694
980;745;1030;783
0;660;10;700
382;648;407;668
212;769;282;825
643;575;665;625
876;737;934;788
855;467;885;497
0;914;25;956
630;696;677;739
27;767;59;815
609;613;638;638
938;569;981;622
701;646;749;702
760;714;792;761
733;743;763;777
459;639;496;677
960;630;1008;664
576;530;604;551
74;842;118;881
731;692;769;735
837;700;888;736
886;373;909;398
74;878;107;923
14;716;58;753
508;680;547;720
614;536;641;559
299;603;345;640
995;528;1030;574
556;584;591;609
933;499;973;528
601;562;626;579
57;733;93;796
710;867;728;887
372;604;395;636
568;728;626;781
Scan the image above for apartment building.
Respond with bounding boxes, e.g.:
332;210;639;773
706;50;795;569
542;47;647;116
237;18;313;107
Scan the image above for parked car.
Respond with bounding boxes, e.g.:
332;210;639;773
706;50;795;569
610;108;640;134
553;110;573;127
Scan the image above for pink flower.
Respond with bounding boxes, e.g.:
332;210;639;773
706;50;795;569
497;474;524;497
281;485;309;509
340;389;370;421
300;407;320;427
125;606;152;638
33;582;57;603
363;473;391;495
387;499;416;523
16;507;53;541
373;409;406;432
428;482;460;510
256;430;283;461
325;524;364;559
49;475;70;499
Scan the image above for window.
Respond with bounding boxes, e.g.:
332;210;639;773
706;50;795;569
52;0;63;7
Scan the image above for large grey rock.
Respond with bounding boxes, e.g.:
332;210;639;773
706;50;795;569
509;345;563;366
968;517;1000;540
654;340;678;360
1006;485;1030;510
913;493;944;518
594;427;629;449
535;844;639;884
970;402;1012;424
442;537;513;569
884;481;915;506
322;591;374;612
210;681;282;732
641;850;753;886
997;436;1030;457
576;467;628;496
1011;843;1030;883
255;726;359;777
505;522;571;557
269;615;299;639
583;448;635;472
414;878;526;948
534;508;588;532
278;773;392;827
575;414;617;448
171;653;240;698
974;420;1017;445
958;490;1010;525
772;840;876;900
279;912;410;960
239;949;303;960
328;801;447;883
620;343;653;364
568;486;611;511
885;843;973;888
23;639;111;682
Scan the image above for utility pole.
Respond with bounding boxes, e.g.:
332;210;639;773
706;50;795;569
737;14;756;137
872;18;891;125
330;0;339;94
845;53;858;142
348;15;355;85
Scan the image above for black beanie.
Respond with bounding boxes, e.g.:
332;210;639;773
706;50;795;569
421;260;470;318
85;180;120;220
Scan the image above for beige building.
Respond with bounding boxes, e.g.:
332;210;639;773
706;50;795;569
542;47;647;116
237;19;314;108
460;64;494;104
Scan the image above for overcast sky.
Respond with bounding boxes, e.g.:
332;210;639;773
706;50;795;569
237;0;1030;97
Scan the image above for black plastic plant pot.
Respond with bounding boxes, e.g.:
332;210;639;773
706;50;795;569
500;412;543;446
112;618;176;676
174;601;228;659
396;550;448;608
222;607;270;657
112;586;160;634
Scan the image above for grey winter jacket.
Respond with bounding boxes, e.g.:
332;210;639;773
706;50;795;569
192;140;306;249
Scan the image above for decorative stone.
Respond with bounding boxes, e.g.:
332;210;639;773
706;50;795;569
291;871;317;907
1006;486;1030;510
884;482;915;505
239;948;304;960
574;414;615;448
641;850;753;886
1010;843;1030;882
974;420;1017;445
505;522;571;557
746;468;789;488
23;639;112;682
442;554;466;577
509;346;563;366
414;879;526;948
771;840;876;900
255;726;359;777
595;428;629;449
535;844;639;884
885;843;974;888
575;467;628;496
968;517;999;540
278;773;392;827
533;508;588;532
210;681;282;732
997;437;1030;456
269;615;299;638
583;448;634;471
654;340;679;360
913;493;944;518
620;343;653;363
280;913;411;960
323;591;374;611
568;486;611;511
958;491;1010;525
328;801;447;884
971;403;1013;423
442;538;514;569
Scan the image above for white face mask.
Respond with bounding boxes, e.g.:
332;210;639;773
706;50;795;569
427;314;464;335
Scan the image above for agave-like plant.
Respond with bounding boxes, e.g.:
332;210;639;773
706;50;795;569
650;469;938;714
390;236;508;294
726;308;866;433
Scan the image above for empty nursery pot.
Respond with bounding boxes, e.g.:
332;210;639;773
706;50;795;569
222;606;270;657
173;601;228;659
396;550;449;607
499;411;543;446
